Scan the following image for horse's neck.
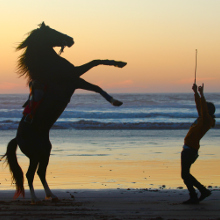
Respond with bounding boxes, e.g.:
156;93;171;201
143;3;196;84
26;46;75;131
27;46;59;81
27;44;75;85
36;46;58;61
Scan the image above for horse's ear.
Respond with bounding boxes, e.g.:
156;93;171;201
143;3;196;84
40;22;46;29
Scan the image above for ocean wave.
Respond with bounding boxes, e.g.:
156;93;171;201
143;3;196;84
0;93;219;130
0;119;219;130
59;110;198;119
0;110;219;122
52;120;220;130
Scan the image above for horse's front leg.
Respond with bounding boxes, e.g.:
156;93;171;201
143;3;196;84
101;60;127;68
74;60;127;77
76;78;123;106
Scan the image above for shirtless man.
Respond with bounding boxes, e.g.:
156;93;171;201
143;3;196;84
181;83;216;204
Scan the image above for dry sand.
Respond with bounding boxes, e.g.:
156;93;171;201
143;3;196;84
0;188;219;220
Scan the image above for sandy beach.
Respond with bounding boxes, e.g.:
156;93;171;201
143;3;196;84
1;129;220;190
0;188;220;220
1;129;220;219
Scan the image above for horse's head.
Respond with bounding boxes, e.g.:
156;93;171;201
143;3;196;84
39;22;74;54
16;22;74;82
17;22;74;54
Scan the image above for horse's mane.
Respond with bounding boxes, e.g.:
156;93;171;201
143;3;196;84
16;27;43;83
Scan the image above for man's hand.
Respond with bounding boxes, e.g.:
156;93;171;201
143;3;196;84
198;83;204;96
192;83;198;93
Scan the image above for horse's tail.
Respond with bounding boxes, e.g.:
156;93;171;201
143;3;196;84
1;138;25;198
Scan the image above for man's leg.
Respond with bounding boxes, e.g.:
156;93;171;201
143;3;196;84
181;148;212;203
181;148;199;204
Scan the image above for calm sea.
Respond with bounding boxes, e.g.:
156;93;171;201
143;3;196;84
0;93;219;130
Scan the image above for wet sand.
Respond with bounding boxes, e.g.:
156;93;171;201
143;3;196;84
1;129;220;190
0;189;220;220
1;129;220;219
1;158;220;190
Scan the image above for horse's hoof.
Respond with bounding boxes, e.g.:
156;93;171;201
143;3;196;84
45;195;59;202
114;61;127;68
112;100;123;107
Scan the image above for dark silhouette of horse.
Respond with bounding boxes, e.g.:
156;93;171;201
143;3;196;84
1;22;127;204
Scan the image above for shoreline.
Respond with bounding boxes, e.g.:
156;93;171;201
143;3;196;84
1;158;220;191
0;188;220;220
1;129;220;219
1;129;220;191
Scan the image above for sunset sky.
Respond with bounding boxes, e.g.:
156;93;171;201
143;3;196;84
1;0;220;93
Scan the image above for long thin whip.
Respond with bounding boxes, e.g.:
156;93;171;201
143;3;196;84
194;49;197;84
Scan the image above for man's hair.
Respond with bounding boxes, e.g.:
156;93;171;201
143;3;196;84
206;102;215;117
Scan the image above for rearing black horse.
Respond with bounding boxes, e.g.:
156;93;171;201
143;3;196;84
2;22;127;203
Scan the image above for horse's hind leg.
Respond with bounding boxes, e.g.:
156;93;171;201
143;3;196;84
76;78;123;106
26;159;41;204
37;155;58;201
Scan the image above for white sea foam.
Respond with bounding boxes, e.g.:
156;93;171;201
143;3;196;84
0;93;219;130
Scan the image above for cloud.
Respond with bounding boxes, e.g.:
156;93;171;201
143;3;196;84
107;80;134;88
0;82;19;90
176;77;216;84
0;82;27;93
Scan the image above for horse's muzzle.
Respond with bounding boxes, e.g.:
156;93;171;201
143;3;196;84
67;37;74;47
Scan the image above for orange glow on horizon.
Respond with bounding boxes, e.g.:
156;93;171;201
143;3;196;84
1;1;220;93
